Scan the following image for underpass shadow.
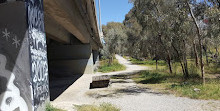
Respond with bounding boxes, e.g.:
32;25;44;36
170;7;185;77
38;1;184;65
47;43;91;101
49;74;83;101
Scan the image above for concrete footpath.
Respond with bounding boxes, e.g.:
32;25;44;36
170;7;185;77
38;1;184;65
51;55;148;110
51;55;220;111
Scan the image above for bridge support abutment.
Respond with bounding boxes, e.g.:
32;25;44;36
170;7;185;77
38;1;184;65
0;1;49;111
48;44;95;100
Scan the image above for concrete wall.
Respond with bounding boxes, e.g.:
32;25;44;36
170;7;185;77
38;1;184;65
48;44;94;100
0;1;49;111
48;44;94;76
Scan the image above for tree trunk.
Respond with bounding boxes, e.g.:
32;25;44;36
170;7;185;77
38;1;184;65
108;55;114;66
203;46;209;66
193;40;199;67
183;57;189;79
108;59;111;66
187;2;205;84
158;34;172;74
216;46;219;57
180;61;185;76
183;39;189;79
167;54;173;74
172;42;184;75
156;59;158;71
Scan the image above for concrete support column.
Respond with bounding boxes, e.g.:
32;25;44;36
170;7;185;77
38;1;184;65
0;1;49;111
92;50;100;70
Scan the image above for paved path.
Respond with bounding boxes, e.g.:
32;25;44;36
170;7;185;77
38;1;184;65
52;55;220;111
94;55;149;76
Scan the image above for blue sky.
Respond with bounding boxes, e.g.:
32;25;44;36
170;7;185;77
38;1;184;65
95;0;206;25
96;0;133;25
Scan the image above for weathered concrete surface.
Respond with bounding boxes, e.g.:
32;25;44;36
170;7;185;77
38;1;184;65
48;44;94;101
44;14;71;43
90;75;110;89
51;55;149;111
51;55;220;111
44;0;102;50
48;44;94;75
48;44;92;60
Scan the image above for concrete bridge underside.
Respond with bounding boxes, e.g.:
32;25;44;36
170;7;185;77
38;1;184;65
0;0;102;110
44;0;102;100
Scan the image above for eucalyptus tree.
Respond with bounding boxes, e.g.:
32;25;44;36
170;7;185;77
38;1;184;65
126;0;202;78
206;5;220;59
102;22;128;64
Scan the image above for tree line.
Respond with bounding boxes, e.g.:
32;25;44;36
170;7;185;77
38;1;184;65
101;0;220;82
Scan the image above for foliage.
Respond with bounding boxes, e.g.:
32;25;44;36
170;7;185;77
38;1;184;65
102;22;128;61
45;103;66;111
98;59;126;73
74;103;120;111
102;0;220;80
132;71;220;100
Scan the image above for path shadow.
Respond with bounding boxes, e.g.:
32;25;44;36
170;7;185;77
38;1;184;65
88;81;162;99
49;74;83;101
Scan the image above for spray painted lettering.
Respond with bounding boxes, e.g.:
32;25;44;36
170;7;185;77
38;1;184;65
27;0;49;110
29;28;49;110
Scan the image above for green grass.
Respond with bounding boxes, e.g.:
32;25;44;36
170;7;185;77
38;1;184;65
98;59;126;73
127;57;220;100
132;71;220;100
46;103;66;111
129;58;167;71
129;57;220;75
171;80;220;99
205;63;220;74
74;103;120;111
130;58;166;66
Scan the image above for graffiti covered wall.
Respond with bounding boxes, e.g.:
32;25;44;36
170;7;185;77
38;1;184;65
0;2;32;111
27;0;50;110
0;1;49;111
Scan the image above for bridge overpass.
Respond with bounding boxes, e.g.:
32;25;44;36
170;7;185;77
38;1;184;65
0;0;102;111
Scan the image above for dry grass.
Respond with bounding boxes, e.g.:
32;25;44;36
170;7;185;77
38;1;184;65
74;103;120;111
132;71;220;100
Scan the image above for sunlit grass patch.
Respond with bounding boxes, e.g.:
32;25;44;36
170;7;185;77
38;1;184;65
132;71;220;100
129;58;166;66
98;59;126;73
46;103;66;111
74;103;120;111
171;80;220;100
205;63;220;74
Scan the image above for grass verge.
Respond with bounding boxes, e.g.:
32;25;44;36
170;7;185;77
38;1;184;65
98;59;126;73
132;71;220;100
129;58;166;66
46;103;66;111
74;103;120;111
129;58;166;70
